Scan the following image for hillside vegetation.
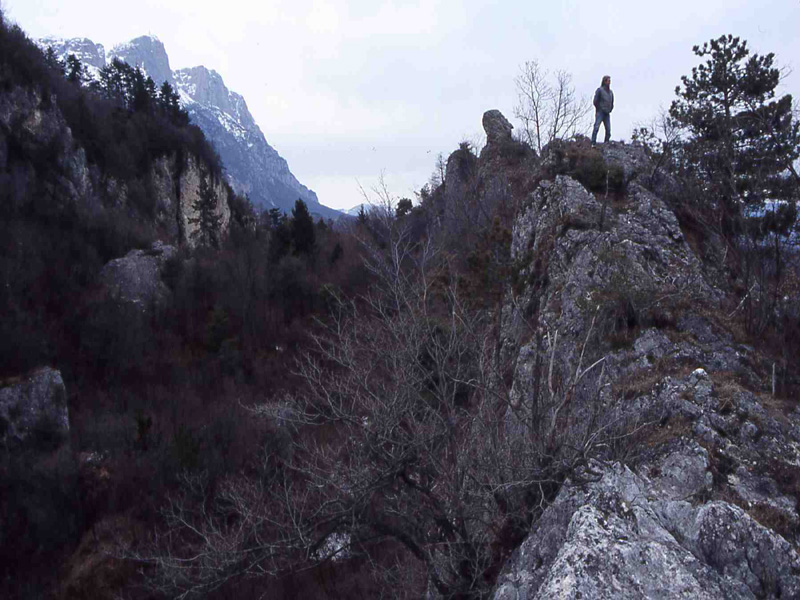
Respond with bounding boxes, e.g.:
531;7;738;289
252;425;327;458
1;14;799;600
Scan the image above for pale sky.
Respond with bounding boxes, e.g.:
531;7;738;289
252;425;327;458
3;0;799;210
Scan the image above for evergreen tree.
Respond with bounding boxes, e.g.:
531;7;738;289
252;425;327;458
43;47;64;75
98;58;130;103
291;198;316;255
65;53;88;85
396;197;413;218
670;35;800;225
189;170;222;248
357;205;368;225
158;81;188;126
130;67;156;113
267;207;284;229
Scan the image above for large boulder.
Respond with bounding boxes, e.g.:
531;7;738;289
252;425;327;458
0;367;69;450
96;241;177;309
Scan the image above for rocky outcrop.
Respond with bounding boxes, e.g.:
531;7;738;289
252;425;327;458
96;241;177;308
0;85;92;207
0;63;229;247
494;456;800;599
490;136;800;598
0;367;69;450
175;154;231;245
483;109;514;147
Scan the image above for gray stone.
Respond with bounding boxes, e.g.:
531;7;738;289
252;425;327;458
0;367;69;449
483;109;514;147
492;136;800;600
729;466;797;526
97;241;177;308
493;462;800;600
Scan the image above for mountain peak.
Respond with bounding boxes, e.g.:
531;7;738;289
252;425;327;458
109;35;173;86
37;37;106;71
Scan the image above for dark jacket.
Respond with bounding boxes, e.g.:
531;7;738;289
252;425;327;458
593;85;614;113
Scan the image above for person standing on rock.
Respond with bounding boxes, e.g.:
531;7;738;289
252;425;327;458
591;75;614;145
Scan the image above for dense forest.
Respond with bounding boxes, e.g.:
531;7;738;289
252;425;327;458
1;11;799;600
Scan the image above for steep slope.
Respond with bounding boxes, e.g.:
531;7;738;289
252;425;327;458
41;35;338;218
174;65;337;218
441;114;800;599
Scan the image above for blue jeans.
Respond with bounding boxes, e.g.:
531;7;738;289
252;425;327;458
592;110;611;143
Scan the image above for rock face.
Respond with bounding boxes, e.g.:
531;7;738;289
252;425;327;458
0;367;69;450
97;241;177;307
494;458;800;599
108;35;175;88
483;109;514;147
38;36;106;74
177;155;231;245
40;35;339;217
1;51;230;248
487;138;800;598
0;83;92;207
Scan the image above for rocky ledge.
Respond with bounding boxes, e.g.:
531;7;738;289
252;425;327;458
480;123;800;598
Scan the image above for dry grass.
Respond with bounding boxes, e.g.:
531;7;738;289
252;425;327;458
59;513;148;600
636;415;694;450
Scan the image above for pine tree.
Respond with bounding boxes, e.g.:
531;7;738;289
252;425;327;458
396;197;413;218
65;53;88;85
291;198;316;256
43;47;64;75
158;81;188;126
670;35;800;225
189;170;222;248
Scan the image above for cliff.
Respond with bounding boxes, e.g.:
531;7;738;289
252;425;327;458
438;113;800;599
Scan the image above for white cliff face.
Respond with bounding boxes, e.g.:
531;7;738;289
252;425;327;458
178;154;231;247
146;153;230;245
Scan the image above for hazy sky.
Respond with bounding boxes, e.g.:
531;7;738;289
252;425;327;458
3;0;799;210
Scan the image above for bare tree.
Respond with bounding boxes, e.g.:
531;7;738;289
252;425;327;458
130;206;641;599
514;61;592;153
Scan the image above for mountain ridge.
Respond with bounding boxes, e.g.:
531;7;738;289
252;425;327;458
40;35;340;218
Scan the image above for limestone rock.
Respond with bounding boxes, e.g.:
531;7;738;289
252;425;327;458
178;155;231;246
494;461;800;600
97;241;177;308
109;35;175;88
493;137;800;598
483;109;514;147
0;367;69;450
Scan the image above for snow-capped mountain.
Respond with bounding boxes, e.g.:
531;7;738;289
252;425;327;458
108;35;174;89
39;36;338;218
39;36;106;79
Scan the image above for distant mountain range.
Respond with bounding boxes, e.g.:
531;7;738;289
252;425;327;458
39;35;341;219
